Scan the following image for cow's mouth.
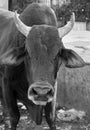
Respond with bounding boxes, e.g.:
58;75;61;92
28;81;54;105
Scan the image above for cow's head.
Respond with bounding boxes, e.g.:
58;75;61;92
12;11;85;106
1;10;85;107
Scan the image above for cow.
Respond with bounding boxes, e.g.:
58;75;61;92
0;3;85;130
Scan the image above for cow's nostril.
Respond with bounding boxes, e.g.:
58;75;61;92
47;89;53;96
29;88;38;95
32;88;38;95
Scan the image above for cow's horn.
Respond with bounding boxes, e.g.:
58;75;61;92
58;12;75;38
14;11;31;37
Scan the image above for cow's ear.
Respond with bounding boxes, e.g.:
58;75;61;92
60;48;85;68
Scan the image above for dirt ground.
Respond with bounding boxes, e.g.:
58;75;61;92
0;103;90;130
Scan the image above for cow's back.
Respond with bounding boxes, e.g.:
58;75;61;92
20;3;57;27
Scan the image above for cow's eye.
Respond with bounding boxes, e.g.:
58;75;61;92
50;59;54;64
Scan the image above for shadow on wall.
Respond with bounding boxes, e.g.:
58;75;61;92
86;21;90;31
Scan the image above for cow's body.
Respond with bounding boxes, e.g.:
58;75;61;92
0;3;85;130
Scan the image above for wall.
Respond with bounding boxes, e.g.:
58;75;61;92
72;22;86;31
38;0;51;6
0;0;8;9
70;21;90;31
86;22;90;31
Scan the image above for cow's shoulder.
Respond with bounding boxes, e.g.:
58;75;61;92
0;9;20;64
0;9;19;28
0;9;14;25
0;8;14;18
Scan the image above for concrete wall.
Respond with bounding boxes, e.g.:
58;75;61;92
38;0;51;6
86;22;90;31
0;0;8;10
70;21;90;31
73;22;86;31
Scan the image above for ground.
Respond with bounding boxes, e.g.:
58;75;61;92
0;102;90;130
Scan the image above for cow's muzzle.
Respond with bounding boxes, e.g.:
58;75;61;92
28;81;54;106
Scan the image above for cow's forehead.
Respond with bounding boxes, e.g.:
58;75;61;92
26;25;61;58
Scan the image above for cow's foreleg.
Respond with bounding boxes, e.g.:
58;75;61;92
44;102;56;130
8;98;20;130
2;76;20;130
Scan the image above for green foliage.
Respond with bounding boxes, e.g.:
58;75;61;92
71;0;90;22
53;4;72;26
9;0;37;13
53;0;90;23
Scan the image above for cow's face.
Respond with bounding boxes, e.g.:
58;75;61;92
11;11;85;106
25;25;61;105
